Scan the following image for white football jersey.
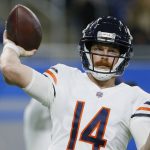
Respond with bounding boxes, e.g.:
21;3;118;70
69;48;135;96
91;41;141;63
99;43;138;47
24;64;150;150
24;99;52;150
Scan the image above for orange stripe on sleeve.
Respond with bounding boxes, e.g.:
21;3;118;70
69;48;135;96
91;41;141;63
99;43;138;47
46;70;57;84
137;107;150;111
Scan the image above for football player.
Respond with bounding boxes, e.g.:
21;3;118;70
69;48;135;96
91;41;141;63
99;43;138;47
24;98;51;150
1;16;150;150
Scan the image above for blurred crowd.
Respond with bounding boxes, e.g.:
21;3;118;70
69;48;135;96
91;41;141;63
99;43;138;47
0;0;150;45
65;0;150;44
0;20;4;43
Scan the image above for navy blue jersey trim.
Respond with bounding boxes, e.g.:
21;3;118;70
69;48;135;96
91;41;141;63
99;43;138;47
131;113;150;118
43;74;56;97
144;101;150;105
43;74;48;77
51;67;58;73
52;84;56;97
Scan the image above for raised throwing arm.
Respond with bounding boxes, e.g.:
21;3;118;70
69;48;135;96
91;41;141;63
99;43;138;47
0;31;54;107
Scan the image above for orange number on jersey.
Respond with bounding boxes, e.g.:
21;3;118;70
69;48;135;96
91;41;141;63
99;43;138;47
67;101;110;150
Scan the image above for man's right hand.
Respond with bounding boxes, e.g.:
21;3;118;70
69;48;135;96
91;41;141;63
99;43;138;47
3;30;37;57
0;30;36;88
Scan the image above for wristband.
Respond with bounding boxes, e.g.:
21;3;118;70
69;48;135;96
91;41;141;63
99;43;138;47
3;42;20;56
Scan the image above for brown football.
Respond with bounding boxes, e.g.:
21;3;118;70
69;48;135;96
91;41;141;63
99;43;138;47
6;4;42;51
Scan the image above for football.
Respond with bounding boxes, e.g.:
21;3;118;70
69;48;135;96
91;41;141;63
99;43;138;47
6;4;42;51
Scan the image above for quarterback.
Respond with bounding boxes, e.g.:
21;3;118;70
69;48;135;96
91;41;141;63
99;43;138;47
0;16;150;150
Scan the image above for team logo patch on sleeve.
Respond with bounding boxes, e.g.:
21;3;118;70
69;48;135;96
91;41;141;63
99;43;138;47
131;101;150;118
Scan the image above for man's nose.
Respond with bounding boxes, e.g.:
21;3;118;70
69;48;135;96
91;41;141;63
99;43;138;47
103;49;109;55
101;49;108;59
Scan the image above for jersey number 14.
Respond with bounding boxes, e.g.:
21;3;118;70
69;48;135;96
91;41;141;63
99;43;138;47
67;101;110;150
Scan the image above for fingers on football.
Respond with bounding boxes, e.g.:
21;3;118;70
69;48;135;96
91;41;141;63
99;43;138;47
20;49;37;57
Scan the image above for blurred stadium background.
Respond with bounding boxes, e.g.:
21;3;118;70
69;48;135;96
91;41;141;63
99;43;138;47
0;0;150;150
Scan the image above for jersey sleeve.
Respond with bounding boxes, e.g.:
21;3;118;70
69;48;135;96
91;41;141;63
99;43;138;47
130;87;150;118
129;87;150;149
130;112;150;149
23;63;75;107
43;66;58;87
23;69;55;107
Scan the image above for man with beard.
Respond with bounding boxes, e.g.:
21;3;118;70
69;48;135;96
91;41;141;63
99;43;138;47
1;16;150;150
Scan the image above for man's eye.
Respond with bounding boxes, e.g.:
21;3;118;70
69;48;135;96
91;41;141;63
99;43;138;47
108;50;119;55
92;48;99;52
93;48;102;51
109;49;115;52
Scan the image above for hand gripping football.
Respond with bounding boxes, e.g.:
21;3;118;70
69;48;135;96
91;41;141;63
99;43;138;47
6;4;42;51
